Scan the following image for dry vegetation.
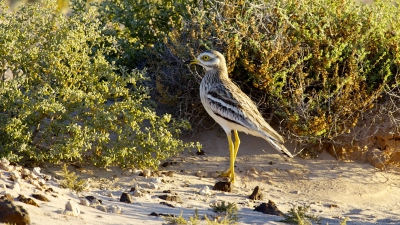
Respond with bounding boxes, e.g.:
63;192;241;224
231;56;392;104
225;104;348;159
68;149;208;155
1;0;400;168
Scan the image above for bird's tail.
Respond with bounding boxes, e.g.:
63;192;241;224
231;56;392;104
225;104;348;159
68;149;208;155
264;136;294;158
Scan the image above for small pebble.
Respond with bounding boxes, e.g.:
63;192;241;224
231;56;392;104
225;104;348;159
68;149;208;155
109;205;122;214
64;200;80;216
199;186;211;196
96;205;107;212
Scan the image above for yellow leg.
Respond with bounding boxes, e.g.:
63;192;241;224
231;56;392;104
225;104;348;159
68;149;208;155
233;130;240;159
219;130;240;183
227;133;235;183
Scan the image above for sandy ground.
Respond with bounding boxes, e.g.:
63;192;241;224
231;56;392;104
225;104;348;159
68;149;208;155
2;128;400;225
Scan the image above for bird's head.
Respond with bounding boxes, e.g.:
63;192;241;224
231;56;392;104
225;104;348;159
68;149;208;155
187;50;226;71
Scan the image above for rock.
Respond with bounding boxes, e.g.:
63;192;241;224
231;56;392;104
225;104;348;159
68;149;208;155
1;184;6;194
122;169;133;176
0;158;12;171
90;199;101;206
133;189;144;197
158;195;181;203
64;200;80;216
149;212;175;217
32;167;41;177
160;202;175;208
17;195;39;207
161;171;174;177
21;169;31;178
196;150;206;155
209;172;220;178
32;194;49;202
148;182;159;190
107;192;114;198
10;171;21;181
108;205;122;214
249;186;263;200
199;186;211;196
254;200;283;216
1;194;14;202
196;171;208;178
96;205;107;212
120;192;133;203
85;196;102;204
213;181;232;192
0;199;31;225
42;174;51;181
132;169;142;175
160;161;179;168
80;198;90;207
141;169;151;177
151;177;162;184
163;190;172;193
12;182;21;192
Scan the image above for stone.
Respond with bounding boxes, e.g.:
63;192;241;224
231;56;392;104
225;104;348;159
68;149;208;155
196;150;206;155
21;169;31;177
0;199;31;225
133;189;144;197
1;194;14;202
122;169;133;176
249;186;263;200
96;205;107;212
161;171;174;177
90;199;101;206
80;198;90;206
17;195;39;207
213;181;232;192
132;169;142;175
149;183;159;190
120;192;133;203
85;196;102;204
32;194;49;202
42;174;51;181
149;212;175;217
32;167;41;177
160;201;175;208
10;171;21;181
141;169;151;177
158;195;181;203
12;182;21;192
199;186;211;196
64;200;80;216
151;177;162;184
254;200;283;216
196;171;208;178
0;158;12;171
108;205;122;214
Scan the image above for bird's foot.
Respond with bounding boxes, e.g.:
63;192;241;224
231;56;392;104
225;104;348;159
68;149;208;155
219;169;235;183
219;169;231;177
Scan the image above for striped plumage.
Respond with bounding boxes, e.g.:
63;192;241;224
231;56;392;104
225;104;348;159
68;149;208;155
189;50;293;183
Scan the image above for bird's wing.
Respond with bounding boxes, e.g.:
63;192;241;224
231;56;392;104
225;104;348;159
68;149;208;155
206;83;293;158
206;83;282;140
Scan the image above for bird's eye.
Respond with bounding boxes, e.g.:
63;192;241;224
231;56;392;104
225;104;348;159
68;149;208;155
202;55;210;61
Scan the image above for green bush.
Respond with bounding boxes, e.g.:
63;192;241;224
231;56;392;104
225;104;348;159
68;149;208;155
97;0;195;68
0;0;200;168
150;0;400;148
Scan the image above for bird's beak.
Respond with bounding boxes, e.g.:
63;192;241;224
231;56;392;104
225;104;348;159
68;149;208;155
185;59;199;65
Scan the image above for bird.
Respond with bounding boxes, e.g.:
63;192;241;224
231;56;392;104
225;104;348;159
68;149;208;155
188;50;293;183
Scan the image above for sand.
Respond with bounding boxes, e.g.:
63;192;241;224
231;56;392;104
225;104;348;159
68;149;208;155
1;128;400;225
